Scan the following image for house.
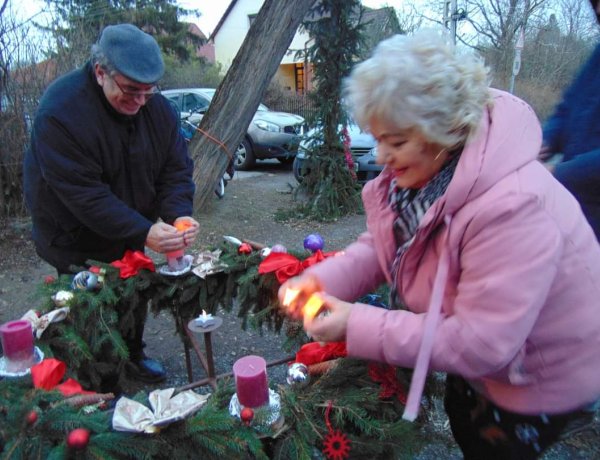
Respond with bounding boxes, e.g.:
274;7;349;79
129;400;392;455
186;23;215;63
209;0;401;94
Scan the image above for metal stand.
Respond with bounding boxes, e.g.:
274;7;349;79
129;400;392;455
180;317;295;392
184;318;223;389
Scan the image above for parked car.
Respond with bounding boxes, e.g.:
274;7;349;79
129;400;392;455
162;88;305;170
293;123;382;184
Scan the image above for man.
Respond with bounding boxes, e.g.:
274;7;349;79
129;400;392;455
540;0;600;241
24;24;199;383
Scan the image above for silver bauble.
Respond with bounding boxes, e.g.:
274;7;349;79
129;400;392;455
52;290;74;307
286;362;310;388
71;271;99;291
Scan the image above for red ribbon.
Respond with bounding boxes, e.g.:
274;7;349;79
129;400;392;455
258;249;336;284
31;358;94;396
111;250;155;279
368;362;407;404
294;341;347;366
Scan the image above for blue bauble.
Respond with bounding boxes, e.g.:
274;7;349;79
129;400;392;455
303;233;324;252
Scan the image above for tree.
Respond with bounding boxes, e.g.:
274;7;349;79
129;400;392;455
41;0;202;70
294;0;365;220
190;0;317;212
463;0;549;87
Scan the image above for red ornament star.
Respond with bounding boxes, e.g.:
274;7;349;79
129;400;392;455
322;429;351;460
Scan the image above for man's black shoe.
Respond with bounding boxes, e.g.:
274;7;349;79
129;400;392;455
126;357;167;383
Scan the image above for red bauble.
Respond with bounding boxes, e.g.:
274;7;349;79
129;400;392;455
26;410;38;426
67;428;90;450
44;275;56;284
240;407;254;425
238;243;252;255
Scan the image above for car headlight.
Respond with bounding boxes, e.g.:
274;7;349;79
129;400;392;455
254;119;281;132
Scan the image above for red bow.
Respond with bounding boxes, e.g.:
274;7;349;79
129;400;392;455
111;250;155;279
31;358;94;396
258;249;336;284
294;341;347;366
368;362;407;404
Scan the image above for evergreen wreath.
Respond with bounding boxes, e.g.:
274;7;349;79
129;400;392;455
1;244;425;458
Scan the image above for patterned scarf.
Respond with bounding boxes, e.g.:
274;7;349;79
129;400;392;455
388;154;460;308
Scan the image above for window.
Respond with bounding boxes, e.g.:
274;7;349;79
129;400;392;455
183;93;209;113
295;63;305;94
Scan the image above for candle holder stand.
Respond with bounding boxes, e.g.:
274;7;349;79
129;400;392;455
184;317;223;389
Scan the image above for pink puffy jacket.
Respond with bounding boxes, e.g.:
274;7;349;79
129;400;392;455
307;90;600;420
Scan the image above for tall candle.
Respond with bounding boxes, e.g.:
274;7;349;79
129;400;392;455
0;320;34;362
233;355;269;408
166;221;193;270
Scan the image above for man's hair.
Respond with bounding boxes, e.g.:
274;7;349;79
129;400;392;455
343;30;491;149
90;44;117;75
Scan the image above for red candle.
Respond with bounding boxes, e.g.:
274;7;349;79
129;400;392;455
0;320;34;361
233;355;269;408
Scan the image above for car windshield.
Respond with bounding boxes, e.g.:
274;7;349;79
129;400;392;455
201;88;269;112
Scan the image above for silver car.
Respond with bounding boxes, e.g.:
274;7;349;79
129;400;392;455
293;123;382;184
162;88;305;170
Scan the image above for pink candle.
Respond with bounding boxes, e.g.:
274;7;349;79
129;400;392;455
0;320;34;361
233;355;269;408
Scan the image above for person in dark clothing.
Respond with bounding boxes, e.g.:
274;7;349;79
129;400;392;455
540;1;600;241
24;24;199;383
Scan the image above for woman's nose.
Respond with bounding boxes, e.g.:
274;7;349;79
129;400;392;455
375;146;388;165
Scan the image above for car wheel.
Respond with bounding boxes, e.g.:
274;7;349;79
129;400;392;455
235;138;255;171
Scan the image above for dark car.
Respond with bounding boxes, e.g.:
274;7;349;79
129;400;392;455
162;88;305;170
293;123;382;184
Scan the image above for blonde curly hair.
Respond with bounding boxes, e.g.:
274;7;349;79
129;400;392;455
344;30;491;149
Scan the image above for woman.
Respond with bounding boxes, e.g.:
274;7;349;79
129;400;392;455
279;31;600;459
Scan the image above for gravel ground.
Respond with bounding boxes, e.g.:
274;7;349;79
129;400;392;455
0;161;597;459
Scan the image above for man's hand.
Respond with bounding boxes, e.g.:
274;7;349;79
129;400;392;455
538;144;555;162
145;222;184;253
174;216;200;248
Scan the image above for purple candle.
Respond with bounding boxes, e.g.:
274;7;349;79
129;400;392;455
233;355;269;408
0;320;34;362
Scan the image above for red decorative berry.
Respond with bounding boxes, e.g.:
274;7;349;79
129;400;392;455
66;428;90;450
240;407;254;425
238;243;252;255
26;410;38;426
44;275;56;284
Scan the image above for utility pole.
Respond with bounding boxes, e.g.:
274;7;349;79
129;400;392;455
509;28;525;94
443;0;467;44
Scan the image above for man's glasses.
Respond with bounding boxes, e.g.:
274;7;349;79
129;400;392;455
110;75;159;99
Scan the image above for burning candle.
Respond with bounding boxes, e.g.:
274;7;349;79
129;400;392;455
194;309;216;327
282;288;325;321
233;355;269;408
0;320;34;369
166;221;194;271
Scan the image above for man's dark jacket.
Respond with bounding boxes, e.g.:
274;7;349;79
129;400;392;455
24;63;195;272
543;42;600;240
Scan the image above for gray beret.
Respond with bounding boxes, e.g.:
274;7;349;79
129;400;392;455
98;23;164;84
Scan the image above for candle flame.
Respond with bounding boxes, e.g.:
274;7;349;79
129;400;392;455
282;288;300;307
303;294;324;320
201;309;208;318
175;221;193;232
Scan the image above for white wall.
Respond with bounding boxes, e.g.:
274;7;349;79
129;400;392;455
213;0;310;71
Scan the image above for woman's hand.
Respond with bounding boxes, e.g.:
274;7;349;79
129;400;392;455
278;273;323;321
304;293;352;343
